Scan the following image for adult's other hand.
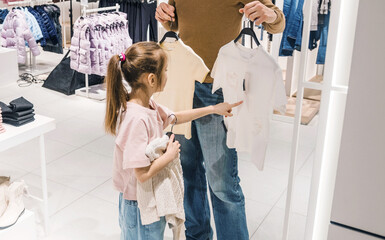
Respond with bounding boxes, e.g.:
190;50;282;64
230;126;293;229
239;1;277;25
155;3;176;23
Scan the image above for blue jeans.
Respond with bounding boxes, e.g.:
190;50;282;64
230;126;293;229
119;193;166;240
176;82;248;240
279;0;298;56
316;12;330;64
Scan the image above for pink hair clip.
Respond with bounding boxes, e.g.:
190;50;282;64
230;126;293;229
119;53;126;63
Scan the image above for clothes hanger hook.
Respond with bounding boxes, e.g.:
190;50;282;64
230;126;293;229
170;16;174;29
168;114;177;133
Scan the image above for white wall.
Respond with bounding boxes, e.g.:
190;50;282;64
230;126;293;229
329;0;385;237
304;0;360;239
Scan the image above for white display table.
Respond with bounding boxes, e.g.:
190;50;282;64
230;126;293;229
0;210;37;240
0;115;56;234
0;47;18;87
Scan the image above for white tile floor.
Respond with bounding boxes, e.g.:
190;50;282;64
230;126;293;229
0;50;318;240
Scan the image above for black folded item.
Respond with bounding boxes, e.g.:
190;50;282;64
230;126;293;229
2;109;34;119
3;117;35;127
0;102;12;114
9;97;34;112
3;113;35;121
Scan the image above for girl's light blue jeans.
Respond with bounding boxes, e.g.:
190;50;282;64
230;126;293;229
119;193;166;240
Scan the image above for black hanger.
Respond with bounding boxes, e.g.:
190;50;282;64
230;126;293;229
166;114;177;141
159;31;179;44
234;20;260;46
159;17;179;44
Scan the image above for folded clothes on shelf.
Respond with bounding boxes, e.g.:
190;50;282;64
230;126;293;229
2;117;35;127
0;97;35;127
0;97;34;113
9;97;34;112
3;113;35;122
2;109;34;118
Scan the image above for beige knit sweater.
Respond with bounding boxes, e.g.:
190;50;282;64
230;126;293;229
137;135;185;240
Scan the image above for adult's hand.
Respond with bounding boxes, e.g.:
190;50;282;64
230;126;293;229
155;2;175;24
239;1;278;26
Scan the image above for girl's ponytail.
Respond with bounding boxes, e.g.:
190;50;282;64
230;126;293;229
105;54;128;135
105;42;167;135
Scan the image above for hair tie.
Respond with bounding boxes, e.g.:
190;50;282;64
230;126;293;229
119;53;126;63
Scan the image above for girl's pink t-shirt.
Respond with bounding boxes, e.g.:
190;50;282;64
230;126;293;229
113;99;174;200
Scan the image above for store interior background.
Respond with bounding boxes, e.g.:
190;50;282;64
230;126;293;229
0;0;339;239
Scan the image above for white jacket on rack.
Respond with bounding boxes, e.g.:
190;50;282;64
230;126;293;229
137;135;185;240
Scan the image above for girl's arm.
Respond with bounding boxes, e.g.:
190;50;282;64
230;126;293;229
174;101;243;125
134;134;180;183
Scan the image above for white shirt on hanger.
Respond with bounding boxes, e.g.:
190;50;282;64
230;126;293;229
211;41;287;171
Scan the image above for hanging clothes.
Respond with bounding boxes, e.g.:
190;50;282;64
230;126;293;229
0;9;9;24
288;0;305;50
27;6;48;47
41;4;63;54
22;8;44;45
279;0;331;63
35;5;59;45
0;9;40;64
0;4;64;61
316;12;330;64
138;1;157;42
211;41;287;171
319;0;331;14
311;0;319;31
154;39;209;139
98;0;158;43
279;0;309;56
279;0;298;56
70;12;132;76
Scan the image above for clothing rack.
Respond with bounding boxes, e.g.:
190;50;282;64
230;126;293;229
82;3;119;14
7;0;52;7
5;0;54;74
78;3;120;99
7;0;32;6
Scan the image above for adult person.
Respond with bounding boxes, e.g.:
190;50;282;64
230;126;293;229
156;1;285;239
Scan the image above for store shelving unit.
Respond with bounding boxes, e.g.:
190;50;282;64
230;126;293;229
0;115;56;235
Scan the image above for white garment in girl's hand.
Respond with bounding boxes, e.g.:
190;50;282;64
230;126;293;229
145;135;169;162
137;135;186;240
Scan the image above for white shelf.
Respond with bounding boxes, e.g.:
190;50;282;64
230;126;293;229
0;114;56;234
0;48;18;88
0;209;37;240
0;115;55;152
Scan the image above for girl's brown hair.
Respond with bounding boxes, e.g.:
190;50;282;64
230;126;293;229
104;42;167;135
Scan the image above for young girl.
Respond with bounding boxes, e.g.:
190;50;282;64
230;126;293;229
105;42;241;240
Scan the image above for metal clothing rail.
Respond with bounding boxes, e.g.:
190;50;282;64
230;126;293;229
7;0;52;6
7;0;32;6
83;4;119;14
80;3;120;98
